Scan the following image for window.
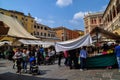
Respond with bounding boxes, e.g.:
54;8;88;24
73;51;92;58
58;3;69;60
99;19;101;23
41;26;43;29
48;34;50;37
44;33;46;36
41;32;43;36
85;21;88;25
37;26;39;29
26;19;28;21
44;27;47;30
94;19;96;24
107;15;110;22
22;17;24;20
34;25;36;28
116;2;120;14
113;6;116;18
91;19;94;24
109;10;112;21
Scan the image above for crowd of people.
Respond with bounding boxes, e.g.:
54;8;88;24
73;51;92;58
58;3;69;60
0;44;56;74
1;40;120;73
57;40;120;72
58;46;87;71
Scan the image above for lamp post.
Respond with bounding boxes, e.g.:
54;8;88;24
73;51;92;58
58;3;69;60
96;27;99;53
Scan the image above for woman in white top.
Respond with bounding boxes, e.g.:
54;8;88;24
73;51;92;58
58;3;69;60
13;48;22;73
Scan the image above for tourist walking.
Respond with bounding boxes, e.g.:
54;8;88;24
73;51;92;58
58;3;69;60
13;48;23;73
63;50;69;66
22;49;29;73
79;46;88;71
115;40;120;72
58;52;63;66
68;49;78;69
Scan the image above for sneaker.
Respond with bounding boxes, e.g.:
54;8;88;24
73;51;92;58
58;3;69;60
80;69;83;71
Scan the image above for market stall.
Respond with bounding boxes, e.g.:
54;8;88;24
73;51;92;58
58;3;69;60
55;27;120;68
86;27;120;68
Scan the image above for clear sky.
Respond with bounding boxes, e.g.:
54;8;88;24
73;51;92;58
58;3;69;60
0;0;110;31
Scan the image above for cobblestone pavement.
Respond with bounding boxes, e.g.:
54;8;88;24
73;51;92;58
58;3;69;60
0;59;120;80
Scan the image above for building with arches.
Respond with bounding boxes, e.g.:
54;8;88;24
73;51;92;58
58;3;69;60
84;12;104;34
103;0;120;35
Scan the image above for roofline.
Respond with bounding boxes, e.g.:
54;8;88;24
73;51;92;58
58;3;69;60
84;12;104;18
103;0;111;18
53;26;70;30
0;8;34;19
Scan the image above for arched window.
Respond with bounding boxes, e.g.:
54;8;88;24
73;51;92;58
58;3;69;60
34;25;36;28
99;18;101;23
37;26;39;29
112;6;116;18
44;27;47;30
41;26;43;29
94;19;96;24
116;0;120;14
107;14;110;22
109;10;112;21
48;34;50;37
44;33;46;36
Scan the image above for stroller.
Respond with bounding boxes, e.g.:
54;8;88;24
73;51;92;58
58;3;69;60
29;56;40;75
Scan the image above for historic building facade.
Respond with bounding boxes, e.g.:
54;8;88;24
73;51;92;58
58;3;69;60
0;8;35;34
74;30;84;37
102;0;120;35
53;26;80;41
0;8;60;42
33;22;60;42
84;12;103;34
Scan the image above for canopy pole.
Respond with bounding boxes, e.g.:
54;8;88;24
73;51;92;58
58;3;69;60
96;27;99;53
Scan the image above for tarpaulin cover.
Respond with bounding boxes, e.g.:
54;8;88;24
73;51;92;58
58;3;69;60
0;13;38;40
19;39;55;45
55;34;92;52
86;54;117;68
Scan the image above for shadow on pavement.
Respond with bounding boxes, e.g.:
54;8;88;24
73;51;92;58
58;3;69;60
0;63;6;67
40;70;51;75
0;72;67;80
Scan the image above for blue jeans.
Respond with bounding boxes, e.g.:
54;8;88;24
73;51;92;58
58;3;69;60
117;57;120;70
22;61;27;70
80;57;86;69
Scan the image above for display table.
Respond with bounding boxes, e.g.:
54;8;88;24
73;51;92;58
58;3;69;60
86;54;117;68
